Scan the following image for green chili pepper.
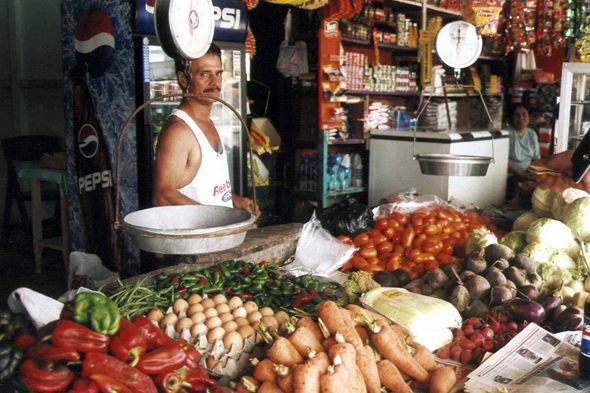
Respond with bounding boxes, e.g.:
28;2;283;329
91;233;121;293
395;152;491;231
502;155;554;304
182;276;199;282
157;273;169;281
74;292;120;336
219;264;232;279
269;289;282;296
249;284;263;292
243;277;252;284
202;286;223;294
212;271;221;284
203;270;213;281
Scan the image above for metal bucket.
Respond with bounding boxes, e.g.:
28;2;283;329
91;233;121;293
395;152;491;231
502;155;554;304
415;153;493;176
122;205;256;254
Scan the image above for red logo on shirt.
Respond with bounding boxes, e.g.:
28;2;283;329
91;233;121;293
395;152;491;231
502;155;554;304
213;180;231;197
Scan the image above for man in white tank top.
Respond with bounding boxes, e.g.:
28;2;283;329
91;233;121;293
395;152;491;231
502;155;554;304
152;44;258;215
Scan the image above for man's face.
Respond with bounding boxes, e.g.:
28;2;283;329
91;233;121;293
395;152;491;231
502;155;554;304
182;54;223;99
513;107;529;131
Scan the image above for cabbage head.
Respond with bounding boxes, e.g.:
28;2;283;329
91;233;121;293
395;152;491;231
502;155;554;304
523;242;559;264
565;196;590;242
526;218;576;254
512;212;540;232
551;188;589;222
537;261;573;290
499;231;527;253
532;188;555;217
466;227;498;254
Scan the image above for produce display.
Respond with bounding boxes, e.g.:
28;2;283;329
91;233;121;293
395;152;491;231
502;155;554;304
338;208;503;280
233;300;457;393
108;260;341;319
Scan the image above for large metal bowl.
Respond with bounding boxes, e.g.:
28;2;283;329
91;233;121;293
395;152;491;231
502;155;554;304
415;153;493;176
122;205;256;255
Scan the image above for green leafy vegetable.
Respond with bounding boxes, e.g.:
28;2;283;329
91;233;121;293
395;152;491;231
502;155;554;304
512;212;540;232
466;227;498;255
499;231;527;253
565;197;590;242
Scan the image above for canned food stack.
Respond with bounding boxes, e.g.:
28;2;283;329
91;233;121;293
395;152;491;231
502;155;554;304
344;51;368;90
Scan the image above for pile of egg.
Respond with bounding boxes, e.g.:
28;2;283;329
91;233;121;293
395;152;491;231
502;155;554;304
146;293;290;354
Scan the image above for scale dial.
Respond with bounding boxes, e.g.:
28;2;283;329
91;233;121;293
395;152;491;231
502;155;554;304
155;0;215;60
435;21;482;70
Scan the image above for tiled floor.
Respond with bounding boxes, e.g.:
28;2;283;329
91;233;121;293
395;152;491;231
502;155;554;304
0;226;67;305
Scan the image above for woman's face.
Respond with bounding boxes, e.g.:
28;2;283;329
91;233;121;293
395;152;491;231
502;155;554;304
513;107;530;131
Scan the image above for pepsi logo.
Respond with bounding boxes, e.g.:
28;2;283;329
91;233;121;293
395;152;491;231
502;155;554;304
74;9;115;78
189;10;200;30
145;0;155;15
222;190;232;203
78;124;99;159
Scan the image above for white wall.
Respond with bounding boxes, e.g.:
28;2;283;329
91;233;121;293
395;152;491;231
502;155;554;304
0;0;64;225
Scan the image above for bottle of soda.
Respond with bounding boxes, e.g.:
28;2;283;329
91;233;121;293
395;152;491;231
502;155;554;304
71;63;121;273
580;297;590;379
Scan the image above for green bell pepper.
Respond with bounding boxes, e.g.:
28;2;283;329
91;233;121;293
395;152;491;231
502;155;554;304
74;292;120;336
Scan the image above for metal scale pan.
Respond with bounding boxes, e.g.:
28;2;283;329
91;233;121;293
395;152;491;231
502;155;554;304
414;21;495;177
112;0;257;255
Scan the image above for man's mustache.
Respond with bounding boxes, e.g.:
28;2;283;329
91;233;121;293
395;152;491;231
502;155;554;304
204;87;221;93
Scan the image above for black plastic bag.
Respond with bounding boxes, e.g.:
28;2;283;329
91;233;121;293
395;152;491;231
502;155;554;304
318;196;374;238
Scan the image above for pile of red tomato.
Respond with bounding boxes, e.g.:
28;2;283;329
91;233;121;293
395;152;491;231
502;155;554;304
339;207;505;281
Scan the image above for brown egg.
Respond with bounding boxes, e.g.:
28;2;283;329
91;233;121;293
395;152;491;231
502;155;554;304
223;331;244;351
213;294;228;305
222;320;239;332
215;303;231;315
259;307;274;317
243;301;258;314
232;307;247;319
188;303;205;316
219;313;234;323
238;325;255;339
207;327;226;343
274;311;290;326
173;299;189;314
247;311;263;324
234;317;249;327
201;298;216;310
190;312;207;325
188;294;203;305
205;316;222;330
204;308;218;319
228;296;243;311
190;323;208;337
159;313;178;329
176;317;194;332
147;309;164;323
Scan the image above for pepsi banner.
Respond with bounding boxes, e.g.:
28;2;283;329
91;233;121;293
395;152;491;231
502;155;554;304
134;0;248;43
62;1;139;275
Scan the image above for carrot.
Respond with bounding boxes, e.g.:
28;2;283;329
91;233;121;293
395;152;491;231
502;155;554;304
339;308;364;349
320;365;351;393
377;360;412;393
258;382;284;393
288;326;324;358
390;324;407;342
430;367;456;393
370;324;429;382
356;345;381;393
237;376;260;393
297;317;323;343
318;301;362;349
253;358;278;384
355;326;369;344
345;304;391;327
328;338;357;366
293;352;329;393
267;337;304;366
411;342;438;372
322;337;337;351
277;366;295;393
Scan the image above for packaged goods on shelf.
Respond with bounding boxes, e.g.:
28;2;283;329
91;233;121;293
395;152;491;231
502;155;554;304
469;96;503;129
419;99;458;129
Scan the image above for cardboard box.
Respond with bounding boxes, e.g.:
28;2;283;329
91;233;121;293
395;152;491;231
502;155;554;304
250;118;281;155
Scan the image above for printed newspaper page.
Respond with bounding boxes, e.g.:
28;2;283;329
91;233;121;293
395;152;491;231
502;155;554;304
465;323;587;393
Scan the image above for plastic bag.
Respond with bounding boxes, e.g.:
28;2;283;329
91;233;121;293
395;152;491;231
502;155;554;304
276;41;309;77
68;252;119;290
372;189;477;218
281;212;356;277
318;195;374;237
8;288;64;330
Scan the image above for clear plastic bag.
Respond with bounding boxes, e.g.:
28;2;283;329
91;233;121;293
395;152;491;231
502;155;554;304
372;188;477;218
68;252;119;290
281;212;356;277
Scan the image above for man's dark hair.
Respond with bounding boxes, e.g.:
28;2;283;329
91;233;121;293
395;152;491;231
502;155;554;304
174;43;222;75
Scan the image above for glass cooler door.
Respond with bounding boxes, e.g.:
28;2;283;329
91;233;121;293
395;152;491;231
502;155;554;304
556;63;590;152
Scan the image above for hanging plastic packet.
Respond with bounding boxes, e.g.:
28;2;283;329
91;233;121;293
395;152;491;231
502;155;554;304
472;0;505;36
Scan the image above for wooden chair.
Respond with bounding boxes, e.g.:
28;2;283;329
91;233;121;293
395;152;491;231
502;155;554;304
1;135;61;247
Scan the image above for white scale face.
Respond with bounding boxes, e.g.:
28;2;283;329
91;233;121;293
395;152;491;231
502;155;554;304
167;0;215;60
435;21;482;71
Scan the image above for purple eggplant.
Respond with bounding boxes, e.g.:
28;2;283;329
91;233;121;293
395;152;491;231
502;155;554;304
553;307;583;333
505;298;546;324
540;295;563;320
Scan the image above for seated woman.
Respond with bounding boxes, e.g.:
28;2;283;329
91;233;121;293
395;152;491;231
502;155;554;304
507;105;541;199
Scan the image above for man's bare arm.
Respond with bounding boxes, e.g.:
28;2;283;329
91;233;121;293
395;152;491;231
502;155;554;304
153;123;200;206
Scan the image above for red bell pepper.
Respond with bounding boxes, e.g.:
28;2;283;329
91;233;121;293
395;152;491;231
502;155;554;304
184;368;217;392
90;374;132;393
52;320;110;353
68;377;99;393
14;334;37;351
176;339;201;370
19;358;75;393
82;353;157;393
153;371;182;393
26;343;81;362
133;316;174;350
110;319;147;367
135;342;187;375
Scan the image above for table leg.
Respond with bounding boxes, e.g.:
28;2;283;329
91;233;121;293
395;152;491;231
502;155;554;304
30;179;42;274
60;190;70;278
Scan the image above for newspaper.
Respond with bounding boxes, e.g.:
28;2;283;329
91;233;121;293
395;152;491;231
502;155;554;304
464;323;586;393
